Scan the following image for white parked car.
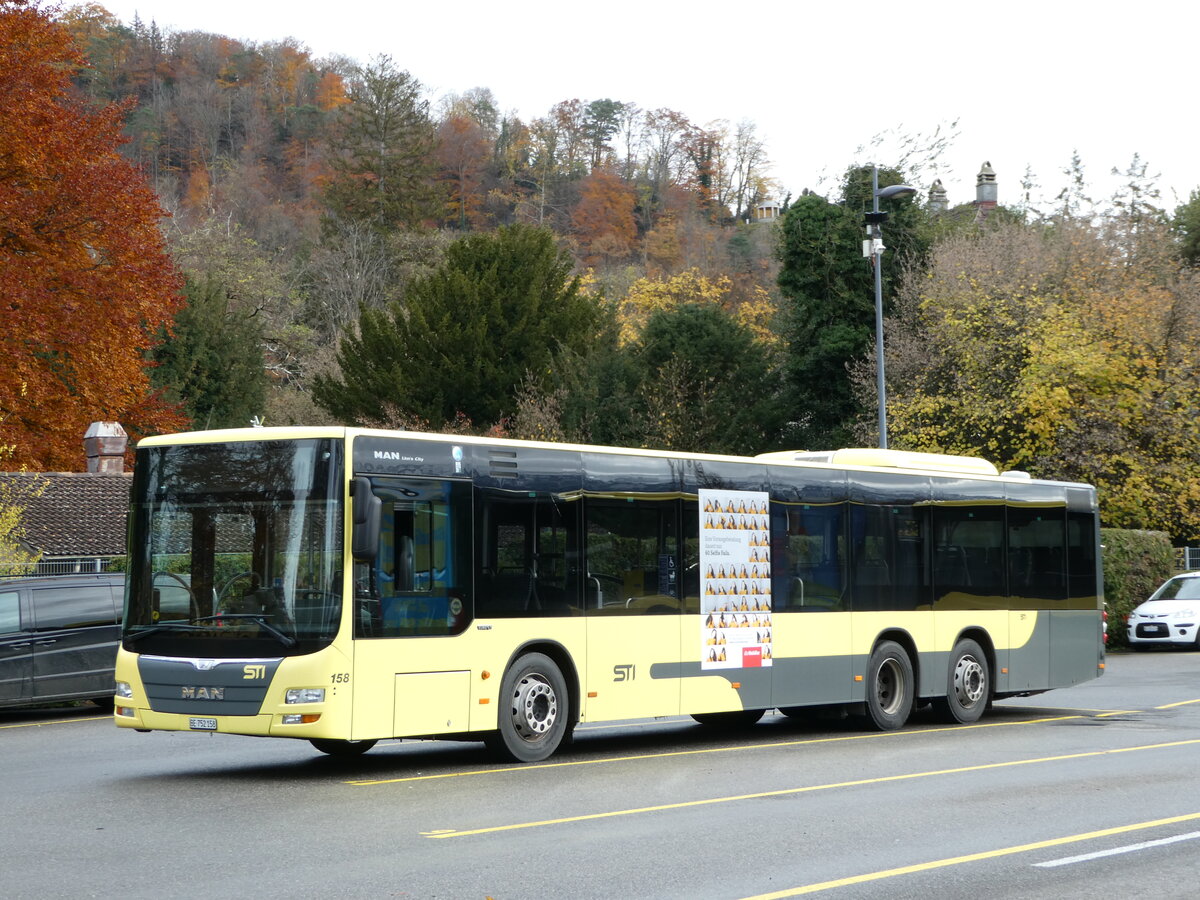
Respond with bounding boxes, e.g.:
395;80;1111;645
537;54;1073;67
1127;572;1200;649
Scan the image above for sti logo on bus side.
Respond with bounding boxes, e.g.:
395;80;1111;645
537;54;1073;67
181;686;224;700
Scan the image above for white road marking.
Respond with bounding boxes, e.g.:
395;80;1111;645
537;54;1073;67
1034;829;1200;867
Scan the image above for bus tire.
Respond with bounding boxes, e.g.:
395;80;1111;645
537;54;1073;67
936;639;989;724
310;738;377;757
691;709;765;728
486;653;570;763
862;640;914;731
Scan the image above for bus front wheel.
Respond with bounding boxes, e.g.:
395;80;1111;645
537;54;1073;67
936;639;989;724
486;653;570;763
862;641;914;731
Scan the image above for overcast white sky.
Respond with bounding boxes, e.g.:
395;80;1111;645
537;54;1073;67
92;0;1195;212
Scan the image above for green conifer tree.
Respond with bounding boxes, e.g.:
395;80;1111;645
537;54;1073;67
150;275;268;429
313;224;602;428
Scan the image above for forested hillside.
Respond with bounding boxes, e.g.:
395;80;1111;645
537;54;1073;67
3;1;1199;541
56;3;783;428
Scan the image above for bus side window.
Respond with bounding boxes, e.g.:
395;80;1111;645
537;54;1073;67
932;506;1005;608
781;504;845;612
476;491;581;617
359;479;471;637
584;499;680;615
1008;507;1066;603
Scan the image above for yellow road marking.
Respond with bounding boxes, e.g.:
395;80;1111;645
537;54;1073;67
1002;704;1128;714
347;713;1086;786
1156;698;1200;709
0;714;108;730
423;738;1200;839
740;811;1200;898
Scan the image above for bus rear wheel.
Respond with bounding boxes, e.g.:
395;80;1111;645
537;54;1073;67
310;738;377;757
862;640;914;731
486;653;570;763
936;638;990;724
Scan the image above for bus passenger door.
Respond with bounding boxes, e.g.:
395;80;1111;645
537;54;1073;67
767;500;853;710
351;476;475;739
583;500;683;721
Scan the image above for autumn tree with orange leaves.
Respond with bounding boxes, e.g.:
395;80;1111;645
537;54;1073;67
0;0;185;470
571;170;636;266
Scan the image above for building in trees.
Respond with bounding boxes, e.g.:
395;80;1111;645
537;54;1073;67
975;161;998;220
928;179;948;212
926;162;1005;223
752;199;782;223
0;424;132;576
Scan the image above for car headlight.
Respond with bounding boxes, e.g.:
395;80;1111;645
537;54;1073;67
285;688;325;704
1173;609;1194;619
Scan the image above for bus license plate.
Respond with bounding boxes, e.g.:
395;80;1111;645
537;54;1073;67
189;717;217;731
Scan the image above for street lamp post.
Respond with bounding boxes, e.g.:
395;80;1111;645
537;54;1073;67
863;165;916;449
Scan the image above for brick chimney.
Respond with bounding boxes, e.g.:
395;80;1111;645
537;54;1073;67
975;161;998;221
928;179;948;213
84;422;128;474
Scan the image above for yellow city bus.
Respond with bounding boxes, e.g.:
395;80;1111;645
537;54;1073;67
113;427;1104;761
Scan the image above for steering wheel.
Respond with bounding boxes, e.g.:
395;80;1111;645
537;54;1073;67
215;571;256;607
152;571;196;619
153;570;194;598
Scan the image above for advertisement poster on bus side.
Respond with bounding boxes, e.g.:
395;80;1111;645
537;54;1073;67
699;489;772;670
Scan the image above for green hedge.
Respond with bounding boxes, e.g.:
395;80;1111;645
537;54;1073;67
1101;528;1175;647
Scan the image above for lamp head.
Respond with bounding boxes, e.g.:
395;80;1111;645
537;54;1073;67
876;184;917;201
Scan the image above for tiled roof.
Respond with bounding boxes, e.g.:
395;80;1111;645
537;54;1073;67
0;472;131;557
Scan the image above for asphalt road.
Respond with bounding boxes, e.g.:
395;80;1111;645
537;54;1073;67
3;649;1199;900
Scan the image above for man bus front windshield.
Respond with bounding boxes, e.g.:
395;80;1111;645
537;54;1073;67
123;438;343;656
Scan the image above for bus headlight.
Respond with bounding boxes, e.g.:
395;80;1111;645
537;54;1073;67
285;688;325;704
115;681;133;699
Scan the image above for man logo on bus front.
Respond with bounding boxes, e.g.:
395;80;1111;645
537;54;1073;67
181;686;224;700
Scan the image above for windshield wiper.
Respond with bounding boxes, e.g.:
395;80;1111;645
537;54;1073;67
191;614;297;648
125;622;209;643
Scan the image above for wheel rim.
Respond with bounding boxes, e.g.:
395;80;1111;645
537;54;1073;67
875;657;905;715
952;654;986;708
511;672;558;742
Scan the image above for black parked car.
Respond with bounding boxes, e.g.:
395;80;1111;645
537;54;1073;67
0;573;123;709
